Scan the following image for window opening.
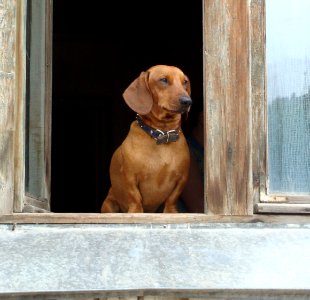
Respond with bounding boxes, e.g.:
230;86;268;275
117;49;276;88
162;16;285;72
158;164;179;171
51;1;204;213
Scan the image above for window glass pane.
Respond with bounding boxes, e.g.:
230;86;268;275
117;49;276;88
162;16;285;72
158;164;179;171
25;0;47;198
267;0;310;194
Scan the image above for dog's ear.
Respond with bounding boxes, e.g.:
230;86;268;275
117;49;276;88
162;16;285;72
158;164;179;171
122;71;153;115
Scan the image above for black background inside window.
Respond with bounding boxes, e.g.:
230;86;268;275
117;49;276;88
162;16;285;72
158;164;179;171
51;1;203;212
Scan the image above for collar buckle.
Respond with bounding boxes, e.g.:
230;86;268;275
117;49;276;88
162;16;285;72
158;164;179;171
155;129;179;144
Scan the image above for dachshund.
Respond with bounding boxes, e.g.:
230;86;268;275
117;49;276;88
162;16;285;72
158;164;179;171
101;65;192;213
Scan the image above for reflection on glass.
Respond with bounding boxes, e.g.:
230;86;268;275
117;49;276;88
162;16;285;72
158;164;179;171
25;0;47;198
267;0;310;194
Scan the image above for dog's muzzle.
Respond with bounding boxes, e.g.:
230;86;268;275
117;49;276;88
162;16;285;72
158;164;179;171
179;95;192;113
179;95;192;107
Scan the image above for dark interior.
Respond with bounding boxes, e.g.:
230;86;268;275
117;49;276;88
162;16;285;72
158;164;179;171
51;1;203;212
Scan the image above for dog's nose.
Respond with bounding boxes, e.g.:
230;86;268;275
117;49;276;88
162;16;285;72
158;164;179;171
179;95;192;107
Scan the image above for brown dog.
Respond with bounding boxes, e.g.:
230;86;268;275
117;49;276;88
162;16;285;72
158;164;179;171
101;65;192;213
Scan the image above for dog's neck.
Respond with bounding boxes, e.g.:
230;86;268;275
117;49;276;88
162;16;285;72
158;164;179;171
139;111;181;132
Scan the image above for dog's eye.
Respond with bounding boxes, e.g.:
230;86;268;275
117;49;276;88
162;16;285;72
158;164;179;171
183;79;188;85
159;77;168;84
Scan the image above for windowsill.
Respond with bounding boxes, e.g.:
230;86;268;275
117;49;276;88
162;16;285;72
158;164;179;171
1;213;310;224
0;222;310;299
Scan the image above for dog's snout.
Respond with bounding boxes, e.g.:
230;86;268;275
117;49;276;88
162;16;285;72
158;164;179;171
179;96;192;107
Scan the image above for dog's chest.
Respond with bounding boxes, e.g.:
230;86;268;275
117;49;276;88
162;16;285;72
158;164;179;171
134;145;187;212
139;150;180;181
136;142;188;191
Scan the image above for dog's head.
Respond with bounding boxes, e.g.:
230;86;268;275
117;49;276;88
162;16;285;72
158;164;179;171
123;65;192;116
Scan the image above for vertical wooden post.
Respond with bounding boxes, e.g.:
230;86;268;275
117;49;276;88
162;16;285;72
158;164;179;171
0;0;17;214
204;0;253;215
250;0;266;206
13;0;27;212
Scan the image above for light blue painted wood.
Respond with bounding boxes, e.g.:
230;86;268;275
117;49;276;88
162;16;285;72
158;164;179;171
0;223;310;299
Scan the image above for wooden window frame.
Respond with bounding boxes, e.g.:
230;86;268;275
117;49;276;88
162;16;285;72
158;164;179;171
1;0;309;222
205;0;310;216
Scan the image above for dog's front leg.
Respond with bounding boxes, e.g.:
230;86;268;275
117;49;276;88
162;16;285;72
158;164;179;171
163;176;188;213
126;186;144;213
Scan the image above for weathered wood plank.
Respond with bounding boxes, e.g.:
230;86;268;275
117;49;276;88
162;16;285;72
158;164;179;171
44;0;53;210
250;0;267;208
1;213;310;224
0;132;14;213
204;0;252;215
13;0;27;212
255;203;310;214
0;0;17;214
143;297;188;300
96;298;138;300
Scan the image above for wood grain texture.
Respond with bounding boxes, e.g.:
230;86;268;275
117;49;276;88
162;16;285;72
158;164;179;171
44;0;53;210
250;0;267;207
0;0;16;214
204;0;252;215
1;213;310;224
255;203;310;214
13;0;27;212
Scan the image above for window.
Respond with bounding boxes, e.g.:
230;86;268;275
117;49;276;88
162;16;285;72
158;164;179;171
1;1;309;218
12;0;52;213
255;0;310;214
24;0;52;211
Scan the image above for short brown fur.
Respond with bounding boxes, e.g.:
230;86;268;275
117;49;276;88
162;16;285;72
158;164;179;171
101;65;192;213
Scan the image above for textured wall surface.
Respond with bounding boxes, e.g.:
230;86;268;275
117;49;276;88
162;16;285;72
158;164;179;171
0;223;310;299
